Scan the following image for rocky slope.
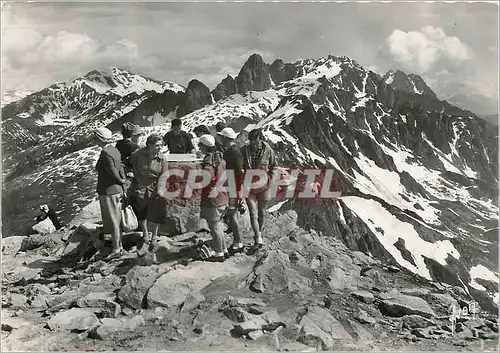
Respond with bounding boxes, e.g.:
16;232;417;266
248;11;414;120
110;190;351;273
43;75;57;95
2;203;498;351
2;53;498;333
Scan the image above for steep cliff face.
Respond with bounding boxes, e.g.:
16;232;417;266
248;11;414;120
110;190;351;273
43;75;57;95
235;54;272;94
383;70;438;99
269;59;298;85
211;75;238;102
177;79;213;116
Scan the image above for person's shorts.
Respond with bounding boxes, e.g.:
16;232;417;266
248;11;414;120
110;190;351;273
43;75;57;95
246;190;270;202
200;204;228;223
128;195;148;221
226;198;239;215
146;196;169;224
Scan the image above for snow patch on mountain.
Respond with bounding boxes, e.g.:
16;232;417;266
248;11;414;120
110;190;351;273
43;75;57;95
384;71;395;85
299;58;342;80
80;67;184;96
342;196;461;281
469;264;499;303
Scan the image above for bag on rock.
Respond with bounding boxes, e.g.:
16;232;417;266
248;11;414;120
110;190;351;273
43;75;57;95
32;218;56;235
121;205;138;233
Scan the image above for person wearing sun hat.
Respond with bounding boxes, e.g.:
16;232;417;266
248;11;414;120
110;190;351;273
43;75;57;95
94;127;126;261
197;134;229;262
218;127;245;254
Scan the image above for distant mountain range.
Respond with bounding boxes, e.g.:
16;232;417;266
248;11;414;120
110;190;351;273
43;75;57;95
2;53;498;313
1;90;34;108
445;94;498;125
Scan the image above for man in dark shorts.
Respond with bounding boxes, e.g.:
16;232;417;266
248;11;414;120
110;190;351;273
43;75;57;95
218;127;245;254
163;119;195;154
240;128;277;252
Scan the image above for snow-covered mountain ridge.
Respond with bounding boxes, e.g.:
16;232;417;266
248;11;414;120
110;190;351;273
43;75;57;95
2;53;498;313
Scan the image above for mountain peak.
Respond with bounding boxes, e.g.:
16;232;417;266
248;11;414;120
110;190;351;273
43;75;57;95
236;53;272;94
383;69;437;99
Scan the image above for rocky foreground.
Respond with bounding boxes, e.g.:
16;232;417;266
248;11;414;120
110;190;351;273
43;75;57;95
2;201;498;352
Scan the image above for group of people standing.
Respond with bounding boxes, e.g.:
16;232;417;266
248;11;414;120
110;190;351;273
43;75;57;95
93;118;277;262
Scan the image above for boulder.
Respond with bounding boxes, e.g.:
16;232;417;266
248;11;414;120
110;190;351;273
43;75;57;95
347;319;373;340
351;291;375;304
232;309;286;335
400;288;431;296
355;309;376;325
47;308;99;332
298;316;335;350
298;305;352;349
147;260;243;308
2;236;26;256
58;223;101;257
9;293;28;309
70;200;101;225
402;315;436;329
1;317;31;331
180;291;205;313
247;250;311;294
1;324;62;351
32;218;56;235
248;330;264;340
378;291;435;318
411;328;433;339
76;292;121;318
233;317;268;335
90;315;145;340
118;265;167;309
30;295;49;310
20;233;62;252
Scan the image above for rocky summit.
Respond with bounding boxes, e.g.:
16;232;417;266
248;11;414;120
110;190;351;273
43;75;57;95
1;52;498;351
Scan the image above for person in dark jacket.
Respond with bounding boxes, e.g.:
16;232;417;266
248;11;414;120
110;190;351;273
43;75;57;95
214;121;226;153
116;123;142;174
35;204;62;230
94;127;126;261
129;134;169;256
240;128;277;252
163;119;195;154
218;127;245;254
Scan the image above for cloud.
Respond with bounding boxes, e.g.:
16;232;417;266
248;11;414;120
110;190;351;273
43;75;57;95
2;28;159;90
386;26;473;74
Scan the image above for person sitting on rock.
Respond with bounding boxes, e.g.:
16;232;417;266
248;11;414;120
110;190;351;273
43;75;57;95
198;134;229;262
130;134;169;256
163;119;195;154
240;128;278;253
35;204;62;230
94;127;126;261
116;123;142;176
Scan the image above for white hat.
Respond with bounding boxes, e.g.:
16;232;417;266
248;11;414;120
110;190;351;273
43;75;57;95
217;127;237;140
94;127;113;142
198;134;215;147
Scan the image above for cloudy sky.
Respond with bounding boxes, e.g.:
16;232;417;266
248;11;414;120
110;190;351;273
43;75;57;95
2;1;498;103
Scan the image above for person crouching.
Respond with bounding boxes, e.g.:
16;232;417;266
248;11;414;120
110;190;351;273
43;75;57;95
198;134;229;262
93;127;126;261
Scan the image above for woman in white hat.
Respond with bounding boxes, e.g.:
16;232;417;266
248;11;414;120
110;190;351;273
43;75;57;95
197;134;229;262
94;127;126;261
